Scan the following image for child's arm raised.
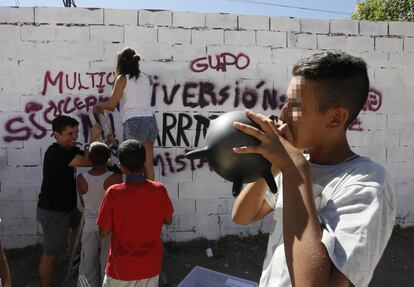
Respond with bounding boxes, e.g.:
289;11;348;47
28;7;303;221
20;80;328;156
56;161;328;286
69;124;102;167
93;75;126;112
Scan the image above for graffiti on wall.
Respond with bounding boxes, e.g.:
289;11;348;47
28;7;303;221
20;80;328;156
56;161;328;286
41;70;115;95
1;51;384;176
150;76;286;110
348;87;383;131
189;52;250;73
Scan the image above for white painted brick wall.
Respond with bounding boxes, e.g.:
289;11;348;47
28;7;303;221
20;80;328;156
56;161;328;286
238;15;269;30
0;201;24;218
389;21;414;37
35;7;103;25
346;36;375;52
256;31;286;48
0;7;34;23
375;37;404;52
401;130;414;146
205;13;237;29
0;6;413;248
21;25;56;42
271;48;315;66
90;25;124;43
104;8;137;25
158;27;191;44
172;44;206;61
55;26;89;42
404;37;414;51
359;20;388;36
173;11;205;28
0;184;38;201
0;41;35;60
130;43;173;61
0;25;21;41
288;32;317;49
300;18;329;34
317;35;347;50
257;64;288;82
224;30;255;46
6;147;41;166
389;52;414;67
387;146;414;162
0;58;19;80
355;51;389;68
270;16;300;32
124;26;157;43
138;10;171;26
387;113;414;130
330;19;358;35
402;66;414;87
191;29;224;45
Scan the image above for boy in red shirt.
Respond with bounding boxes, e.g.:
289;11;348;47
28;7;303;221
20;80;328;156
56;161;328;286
97;139;173;286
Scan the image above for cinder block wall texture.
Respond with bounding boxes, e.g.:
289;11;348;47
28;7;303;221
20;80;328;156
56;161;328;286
0;6;413;248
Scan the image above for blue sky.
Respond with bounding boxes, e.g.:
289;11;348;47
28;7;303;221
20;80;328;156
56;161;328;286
2;0;358;19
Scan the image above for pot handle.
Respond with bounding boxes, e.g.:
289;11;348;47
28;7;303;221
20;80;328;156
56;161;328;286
185;146;210;160
232;179;244;197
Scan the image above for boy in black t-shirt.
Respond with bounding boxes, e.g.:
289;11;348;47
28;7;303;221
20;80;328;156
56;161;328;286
37;115;101;287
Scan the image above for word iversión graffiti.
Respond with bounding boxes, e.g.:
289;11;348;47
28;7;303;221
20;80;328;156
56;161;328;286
151;77;286;110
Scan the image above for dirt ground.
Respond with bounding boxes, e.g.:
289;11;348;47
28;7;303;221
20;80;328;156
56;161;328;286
4;226;414;287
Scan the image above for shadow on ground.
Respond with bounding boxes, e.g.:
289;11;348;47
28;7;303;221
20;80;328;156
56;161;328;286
5;226;414;287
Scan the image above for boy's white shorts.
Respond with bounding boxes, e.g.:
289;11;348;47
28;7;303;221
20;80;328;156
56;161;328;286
102;274;159;287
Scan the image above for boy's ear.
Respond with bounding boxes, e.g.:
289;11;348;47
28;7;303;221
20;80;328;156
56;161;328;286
327;107;349;128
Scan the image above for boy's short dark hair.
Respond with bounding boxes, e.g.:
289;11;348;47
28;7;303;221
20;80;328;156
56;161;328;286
292;51;369;127
88;142;110;166
52;115;79;133
118;139;146;172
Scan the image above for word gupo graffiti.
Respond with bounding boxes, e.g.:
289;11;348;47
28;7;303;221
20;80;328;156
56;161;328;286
189;52;250;73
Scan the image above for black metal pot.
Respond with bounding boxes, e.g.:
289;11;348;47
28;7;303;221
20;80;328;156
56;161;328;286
186;111;277;197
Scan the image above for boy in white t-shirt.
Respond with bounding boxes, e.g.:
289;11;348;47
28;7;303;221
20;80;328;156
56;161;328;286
77;142;122;287
232;51;395;287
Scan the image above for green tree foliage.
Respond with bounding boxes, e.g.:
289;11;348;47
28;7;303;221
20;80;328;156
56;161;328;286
352;0;414;21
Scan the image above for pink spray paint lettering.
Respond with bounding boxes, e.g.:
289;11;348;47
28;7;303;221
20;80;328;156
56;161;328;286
190;52;250;73
348;87;383;132
1;59;385;177
150;77;286;110
363;87;382;112
41;71;115;95
4;95;112;143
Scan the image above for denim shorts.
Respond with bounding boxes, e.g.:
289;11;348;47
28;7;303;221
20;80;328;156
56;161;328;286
123;116;159;142
37;207;81;256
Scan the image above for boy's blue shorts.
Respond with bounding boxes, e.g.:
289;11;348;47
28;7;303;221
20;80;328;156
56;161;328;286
122;116;159;142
